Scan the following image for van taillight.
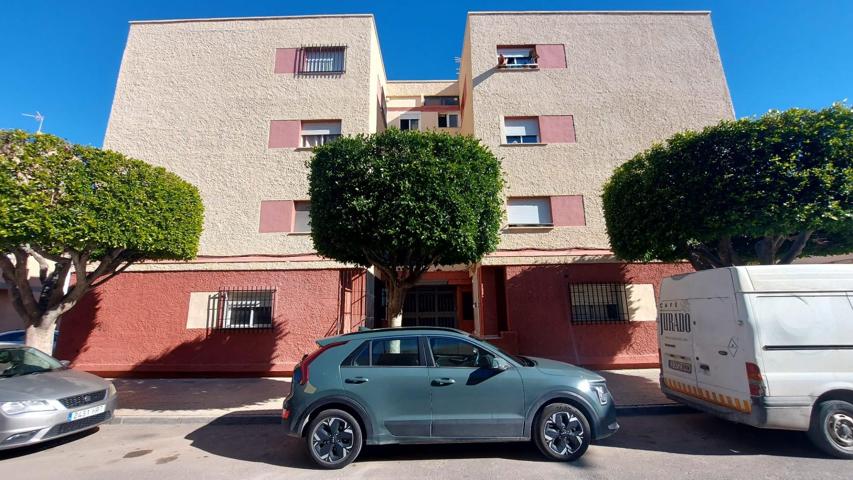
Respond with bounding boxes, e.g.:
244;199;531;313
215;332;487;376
657;348;663;366
745;362;766;397
298;341;347;385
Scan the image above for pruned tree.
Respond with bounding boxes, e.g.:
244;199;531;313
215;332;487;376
602;103;853;270
308;129;504;327
0;130;204;353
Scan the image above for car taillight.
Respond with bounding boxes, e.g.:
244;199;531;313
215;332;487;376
745;362;766;397
298;341;347;385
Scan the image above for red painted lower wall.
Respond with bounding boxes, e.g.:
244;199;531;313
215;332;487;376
53;262;691;375
55;269;364;376
496;262;693;368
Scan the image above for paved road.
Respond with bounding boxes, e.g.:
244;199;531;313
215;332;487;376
0;413;841;479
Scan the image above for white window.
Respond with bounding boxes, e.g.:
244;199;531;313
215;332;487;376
506;197;552;226
301;121;341;147
504;117;540;144
497;46;537;68
293;201;311;233
569;284;629;324
300;47;346;74
220;290;274;329
399;114;420;131
438;113;459;128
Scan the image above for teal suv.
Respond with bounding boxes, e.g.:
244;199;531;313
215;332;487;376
282;327;619;468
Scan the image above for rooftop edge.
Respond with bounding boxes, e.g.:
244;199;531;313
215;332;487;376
128;13;375;25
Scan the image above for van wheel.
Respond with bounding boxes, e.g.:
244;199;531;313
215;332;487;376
305;409;363;469
808;400;853;459
533;403;591;461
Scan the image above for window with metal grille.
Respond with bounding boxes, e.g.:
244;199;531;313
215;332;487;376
497;46;538;69
208;288;275;330
298;46;346;74
301;120;341;147
568;283;629;324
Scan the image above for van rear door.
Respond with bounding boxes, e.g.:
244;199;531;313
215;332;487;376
692;294;752;412
659;298;699;391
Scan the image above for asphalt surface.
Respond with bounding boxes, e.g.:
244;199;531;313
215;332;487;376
0;413;842;479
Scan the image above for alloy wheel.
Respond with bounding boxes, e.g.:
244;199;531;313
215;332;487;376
543;411;585;456
311;416;355;463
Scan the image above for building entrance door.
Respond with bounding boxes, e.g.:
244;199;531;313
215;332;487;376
402;286;456;328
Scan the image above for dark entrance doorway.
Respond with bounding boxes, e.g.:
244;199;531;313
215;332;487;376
402;285;456;328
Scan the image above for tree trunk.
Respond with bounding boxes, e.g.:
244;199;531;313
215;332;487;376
386;282;409;328
25;319;58;356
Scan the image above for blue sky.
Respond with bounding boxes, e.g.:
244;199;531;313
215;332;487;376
1;0;850;146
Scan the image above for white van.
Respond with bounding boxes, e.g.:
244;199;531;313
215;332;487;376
658;265;853;458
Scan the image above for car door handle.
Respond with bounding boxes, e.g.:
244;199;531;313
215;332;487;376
432;378;456;386
699;364;710;371
345;377;369;384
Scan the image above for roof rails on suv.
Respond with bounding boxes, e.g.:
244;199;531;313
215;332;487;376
343;326;468;337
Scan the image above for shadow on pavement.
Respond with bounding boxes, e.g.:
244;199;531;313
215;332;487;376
601;413;830;459
0;427;99;460
184;410;834;470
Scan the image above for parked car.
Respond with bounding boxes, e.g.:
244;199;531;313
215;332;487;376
282;326;618;469
658;265;853;459
0;343;117;450
0;330;60;350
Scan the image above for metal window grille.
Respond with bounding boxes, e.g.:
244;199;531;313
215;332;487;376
297;45;346;74
207;288;275;331
301;134;341;147
568;283;629;325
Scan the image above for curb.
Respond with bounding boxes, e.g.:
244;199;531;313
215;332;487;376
109;404;693;425
111;414;281;425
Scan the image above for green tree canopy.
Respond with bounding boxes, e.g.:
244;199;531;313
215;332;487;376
602;103;853;269
308;128;504;326
0;130;204;352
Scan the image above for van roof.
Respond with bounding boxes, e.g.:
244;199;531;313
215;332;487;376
731;265;853;293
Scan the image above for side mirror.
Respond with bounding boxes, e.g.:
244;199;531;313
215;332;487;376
59;360;71;369
490;356;510;371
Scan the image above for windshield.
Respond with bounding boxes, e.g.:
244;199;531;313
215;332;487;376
469;334;534;366
0;346;63;378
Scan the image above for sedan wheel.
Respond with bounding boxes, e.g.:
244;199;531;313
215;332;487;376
305;409;363;469
534;403;591;461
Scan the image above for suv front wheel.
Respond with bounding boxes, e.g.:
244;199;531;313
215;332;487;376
305;409;363;469
533;403;591;461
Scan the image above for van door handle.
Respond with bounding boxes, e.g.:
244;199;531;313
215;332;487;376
699;364;710;371
345;377;369;384
432;378;456;386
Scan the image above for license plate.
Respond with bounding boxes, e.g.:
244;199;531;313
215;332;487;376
668;359;693;374
67;404;106;422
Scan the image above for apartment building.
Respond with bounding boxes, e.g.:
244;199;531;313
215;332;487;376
53;11;733;375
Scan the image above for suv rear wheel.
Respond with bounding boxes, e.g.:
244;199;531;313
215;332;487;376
305;409;363;469
808;400;853;459
533;403;591;461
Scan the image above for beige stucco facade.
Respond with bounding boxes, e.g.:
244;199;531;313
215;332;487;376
103;11;733;266
461;11;734;251
104;15;386;259
384;81;461;134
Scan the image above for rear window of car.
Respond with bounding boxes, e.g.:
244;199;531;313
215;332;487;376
372;337;420;366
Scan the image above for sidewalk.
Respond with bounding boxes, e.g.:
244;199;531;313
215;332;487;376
110;368;682;424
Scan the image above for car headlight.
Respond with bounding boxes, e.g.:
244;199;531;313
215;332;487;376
591;383;610;405
1;400;57;415
108;382;117;396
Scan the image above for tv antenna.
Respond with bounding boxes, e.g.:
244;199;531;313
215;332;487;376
22;111;45;134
